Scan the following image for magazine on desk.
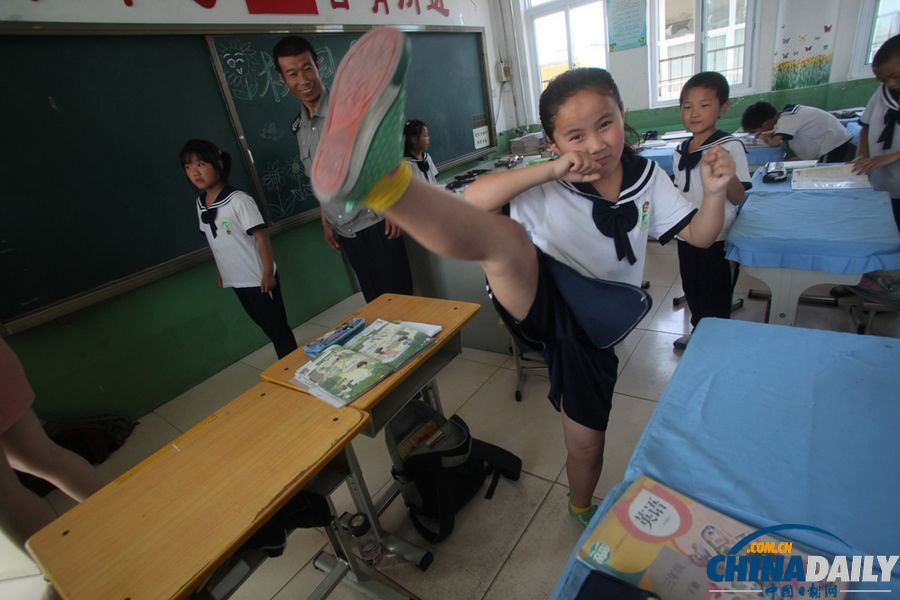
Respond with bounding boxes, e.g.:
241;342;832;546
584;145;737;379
577;475;847;600
292;319;437;407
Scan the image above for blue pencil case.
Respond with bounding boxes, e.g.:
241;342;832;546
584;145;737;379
303;317;366;358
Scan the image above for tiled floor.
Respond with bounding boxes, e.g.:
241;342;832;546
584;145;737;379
2;242;898;600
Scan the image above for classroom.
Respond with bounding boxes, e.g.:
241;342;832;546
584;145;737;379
1;0;899;598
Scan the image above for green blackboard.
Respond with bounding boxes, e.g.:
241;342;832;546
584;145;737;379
0;35;253;323
0;29;494;328
212;30;494;219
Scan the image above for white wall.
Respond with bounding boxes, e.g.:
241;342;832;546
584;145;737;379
0;0;519;132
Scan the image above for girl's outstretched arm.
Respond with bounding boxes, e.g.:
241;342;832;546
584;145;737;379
464;152;602;211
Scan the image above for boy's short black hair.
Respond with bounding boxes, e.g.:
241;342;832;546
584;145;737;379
873;33;900;67
272;35;318;73
680;71;730;105
741;101;778;131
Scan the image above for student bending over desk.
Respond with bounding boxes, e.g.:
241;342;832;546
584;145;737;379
307;28;735;530
741;100;853;163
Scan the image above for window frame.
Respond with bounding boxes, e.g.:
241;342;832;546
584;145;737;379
849;0;900;80
524;0;610;114
648;0;757;107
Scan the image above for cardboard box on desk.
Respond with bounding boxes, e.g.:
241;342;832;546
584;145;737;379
510;131;544;154
578;476;847;600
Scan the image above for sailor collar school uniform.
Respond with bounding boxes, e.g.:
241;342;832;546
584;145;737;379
673;130;752;241
197;186;272;288
860;83;900;196
405;151;439;184
510;152;696;288
773;104;851;161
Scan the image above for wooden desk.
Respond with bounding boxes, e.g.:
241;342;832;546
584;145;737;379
261;294;480;435
26;382;369;600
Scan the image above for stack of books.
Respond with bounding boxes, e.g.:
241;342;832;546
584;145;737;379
292;319;437;407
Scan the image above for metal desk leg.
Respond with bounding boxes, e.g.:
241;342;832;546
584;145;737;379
744;267;860;326
342;445;434;571
420;379;443;416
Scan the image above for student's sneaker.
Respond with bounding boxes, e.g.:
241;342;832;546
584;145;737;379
673;334;691;351
568;496;598;528
310;27;411;212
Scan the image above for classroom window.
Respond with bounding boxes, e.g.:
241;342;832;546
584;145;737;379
851;0;900;79
650;0;755;105
526;0;608;94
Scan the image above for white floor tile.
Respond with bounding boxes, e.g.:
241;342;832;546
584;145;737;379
434;356;499;417
154;361;261;432
456;369;567;482
373;472;552;600
615;328;646;375
307;293;366;328
642;252;680;288
483;483;584;600
231;528;326;600
0;574;48;600
459;347;510;367
615;330;684;402
0;533;39;581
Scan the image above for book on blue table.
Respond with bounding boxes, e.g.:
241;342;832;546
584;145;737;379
578;475;848;599
292;319;436;407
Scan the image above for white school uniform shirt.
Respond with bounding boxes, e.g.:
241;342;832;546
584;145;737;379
405;151;440;184
773;104;850;160
510;153;696;288
860;83;900;197
673;130;752;241
197;186;272;288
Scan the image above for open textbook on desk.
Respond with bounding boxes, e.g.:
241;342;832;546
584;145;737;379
292;319;437;407
577;475;849;600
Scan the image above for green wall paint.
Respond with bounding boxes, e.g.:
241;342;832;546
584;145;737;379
7;222;354;421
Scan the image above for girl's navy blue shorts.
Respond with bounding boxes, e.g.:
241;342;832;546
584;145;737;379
489;248;618;432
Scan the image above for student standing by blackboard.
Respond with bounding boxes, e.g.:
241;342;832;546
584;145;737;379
404;119;439;184
181;139;298;358
273;35;413;303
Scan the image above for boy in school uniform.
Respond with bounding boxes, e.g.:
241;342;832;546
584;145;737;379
853;33;900;231
741;101;853;162
673;72;752;349
272;35;414;302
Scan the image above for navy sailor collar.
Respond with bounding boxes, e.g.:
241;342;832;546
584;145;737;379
676;129;743;159
881;83;900;111
556;152;654;264
558;151;655;206
197;185;239;238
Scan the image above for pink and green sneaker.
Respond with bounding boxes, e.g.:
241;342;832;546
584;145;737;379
311;27;410;211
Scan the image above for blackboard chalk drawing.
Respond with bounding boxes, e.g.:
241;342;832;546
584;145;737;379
260;122;284;141
258;51;290;103
220;40;262;102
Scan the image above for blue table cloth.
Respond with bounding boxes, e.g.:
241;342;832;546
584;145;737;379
726;169;900;274
552;319;900;599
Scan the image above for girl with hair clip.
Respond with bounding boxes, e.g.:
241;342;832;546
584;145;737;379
403;119;439;184
306;29;734;527
180;139;297;358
